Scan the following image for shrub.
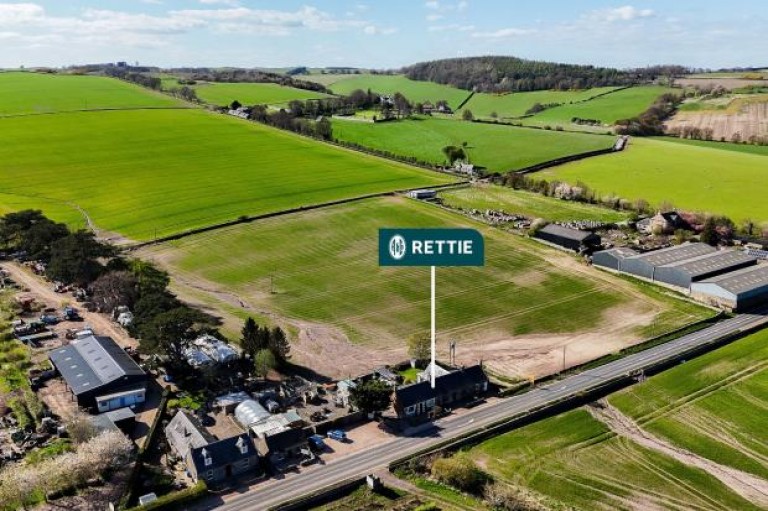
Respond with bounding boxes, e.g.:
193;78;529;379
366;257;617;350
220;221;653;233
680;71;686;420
483;482;547;511
430;455;489;495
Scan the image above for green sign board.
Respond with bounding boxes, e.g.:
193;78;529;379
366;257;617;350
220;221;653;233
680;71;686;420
378;228;485;267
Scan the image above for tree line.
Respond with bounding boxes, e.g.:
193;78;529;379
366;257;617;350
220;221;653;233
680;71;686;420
403;56;688;93
167;67;330;94
615;92;682;136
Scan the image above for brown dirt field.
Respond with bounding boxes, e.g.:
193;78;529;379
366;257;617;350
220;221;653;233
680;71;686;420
588;401;768;508
666;100;768;141
676;77;768;90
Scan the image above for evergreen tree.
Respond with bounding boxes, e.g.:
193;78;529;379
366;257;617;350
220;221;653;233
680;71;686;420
701;217;719;246
268;326;290;363
241;317;260;358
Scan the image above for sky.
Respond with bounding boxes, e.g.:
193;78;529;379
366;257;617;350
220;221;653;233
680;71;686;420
0;1;766;70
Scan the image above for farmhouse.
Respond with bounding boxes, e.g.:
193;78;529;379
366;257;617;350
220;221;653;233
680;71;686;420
691;264;768;311
394;364;488;421
637;211;690;235
533;224;600;252
165;411;260;484
49;334;147;412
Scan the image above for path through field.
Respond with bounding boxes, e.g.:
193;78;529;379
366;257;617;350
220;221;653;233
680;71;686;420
588;400;768;508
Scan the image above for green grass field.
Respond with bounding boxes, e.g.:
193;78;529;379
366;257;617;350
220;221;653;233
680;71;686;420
0;109;453;240
523;86;676;127
0;71;182;115
328;74;471;108
465;408;761;510
650;136;768;156
610;329;768;480
541;137;768;223
192;82;333;106
439;185;631;222
462;87;619;119
149;196;703;349
333;117;613;172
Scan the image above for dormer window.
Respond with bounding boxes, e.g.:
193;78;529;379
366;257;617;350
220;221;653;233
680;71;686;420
201;448;212;466
236;436;248;455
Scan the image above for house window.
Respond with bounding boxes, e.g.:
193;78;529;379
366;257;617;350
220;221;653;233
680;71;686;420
206;470;214;479
406;405;415;416
204;457;212;466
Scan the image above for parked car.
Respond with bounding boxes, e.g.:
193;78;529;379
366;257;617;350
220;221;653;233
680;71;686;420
40;314;60;325
307;434;327;452
326;429;347;442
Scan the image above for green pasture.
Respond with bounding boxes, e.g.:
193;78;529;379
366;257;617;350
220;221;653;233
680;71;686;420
192;82;333;106
153;197;701;347
610;329;768;480
0;109;453;240
462;87;619;119
333;117;613;172
524;86;676;126
541;137;768;222
650;136;768;156
466;408;761;510
0;71;182;115
328;74;471;108
439;185;630;222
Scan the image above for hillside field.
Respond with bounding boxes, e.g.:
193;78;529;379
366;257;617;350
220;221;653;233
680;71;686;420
541;137;768;223
0;109;453;240
462;87;619;119
141;196;709;379
0;71;183;115
192;82;333;106
327;74;471;108
610;328;768;480
333;117;613;172
439;185;631;223
651;136;768;156
523;86;676;127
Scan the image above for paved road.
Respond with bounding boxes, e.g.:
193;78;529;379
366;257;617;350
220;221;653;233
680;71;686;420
207;309;768;511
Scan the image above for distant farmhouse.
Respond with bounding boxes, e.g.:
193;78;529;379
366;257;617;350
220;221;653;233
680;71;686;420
49;334;147;413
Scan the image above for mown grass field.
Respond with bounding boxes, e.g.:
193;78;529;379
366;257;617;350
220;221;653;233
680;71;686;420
610;328;768;480
466;408;762;510
523;86;676;127
328;74;471;108
149;197;703;349
0;71;182;115
0;109;453;240
333;117;613;172
439;184;631;222
462;87;619;119
541;137;768;223
651;136;768;156
192;82;333;106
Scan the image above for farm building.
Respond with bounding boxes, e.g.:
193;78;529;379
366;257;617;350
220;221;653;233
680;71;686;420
165;411;261;484
407;189;437;200
596;243;716;280
652;250;757;288
394;364;488;421
691;264;768;311
591;246;640;271
49;334;147;412
533;224;600;252
234;399;271;429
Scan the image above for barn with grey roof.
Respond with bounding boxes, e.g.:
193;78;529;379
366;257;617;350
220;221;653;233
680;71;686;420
49;334;147;412
691;264;768;311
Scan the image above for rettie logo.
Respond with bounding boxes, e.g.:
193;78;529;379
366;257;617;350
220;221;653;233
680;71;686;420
389;234;407;260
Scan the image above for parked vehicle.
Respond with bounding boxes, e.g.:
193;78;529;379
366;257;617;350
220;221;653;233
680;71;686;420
326;429;347;442
40;314;60;325
307;434;327;452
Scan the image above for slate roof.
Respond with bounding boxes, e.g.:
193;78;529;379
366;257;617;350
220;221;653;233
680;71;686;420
396;365;487;409
165;411;215;459
190;434;256;474
537;224;598;242
263;427;306;453
49;335;145;396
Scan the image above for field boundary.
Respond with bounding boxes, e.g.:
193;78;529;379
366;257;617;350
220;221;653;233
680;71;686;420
0;105;193;120
456;91;475;110
124;182;468;250
512;145;619;175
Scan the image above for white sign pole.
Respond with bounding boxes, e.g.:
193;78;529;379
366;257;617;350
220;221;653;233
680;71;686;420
431;265;436;389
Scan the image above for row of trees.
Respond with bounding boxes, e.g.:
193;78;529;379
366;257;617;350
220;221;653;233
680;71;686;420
247;104;333;140
169;68;330;94
241;317;290;378
103;67;161;90
403;56;688;93
615;92;682;136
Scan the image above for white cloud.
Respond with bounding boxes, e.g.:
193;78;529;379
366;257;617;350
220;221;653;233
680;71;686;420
471;27;535;38
425;1;440;9
457;1;468;11
587;5;654;23
426;13;443;21
428;23;474;32
139;0;163;5
198;0;239;5
363;25;397;35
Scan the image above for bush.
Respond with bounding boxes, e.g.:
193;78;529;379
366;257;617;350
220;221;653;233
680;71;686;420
430;455;489;495
412;503;439;511
483;482;547;511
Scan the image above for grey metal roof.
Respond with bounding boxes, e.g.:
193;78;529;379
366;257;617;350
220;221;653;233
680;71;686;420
104;407;136;423
598;247;639;259
538;224;597;242
632;243;716;267
660;250;757;278
695;264;768;295
49;335;144;395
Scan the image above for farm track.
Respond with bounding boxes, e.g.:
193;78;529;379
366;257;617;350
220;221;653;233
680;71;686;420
589;401;768;507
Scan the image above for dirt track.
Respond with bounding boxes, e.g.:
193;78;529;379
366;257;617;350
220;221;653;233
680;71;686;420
588;401;768;508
